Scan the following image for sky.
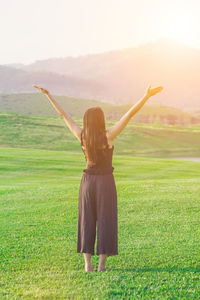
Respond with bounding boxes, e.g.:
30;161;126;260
1;0;200;64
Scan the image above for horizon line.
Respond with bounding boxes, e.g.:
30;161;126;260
2;37;200;67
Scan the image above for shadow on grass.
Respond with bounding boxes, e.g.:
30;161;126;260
108;267;200;273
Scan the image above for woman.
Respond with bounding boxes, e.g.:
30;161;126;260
33;84;163;272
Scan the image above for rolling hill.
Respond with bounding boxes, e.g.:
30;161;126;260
1;111;199;157
0;93;199;126
0;65;103;98
2;38;200;112
0;39;200;111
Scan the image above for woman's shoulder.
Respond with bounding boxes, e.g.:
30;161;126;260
106;131;114;149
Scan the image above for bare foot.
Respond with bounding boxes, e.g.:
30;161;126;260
85;265;94;272
98;267;106;272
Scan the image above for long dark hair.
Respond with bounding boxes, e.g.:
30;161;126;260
82;107;108;165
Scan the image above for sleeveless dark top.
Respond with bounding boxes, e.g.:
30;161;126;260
81;130;114;175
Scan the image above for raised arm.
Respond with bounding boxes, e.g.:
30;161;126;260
33;85;82;142
106;85;163;141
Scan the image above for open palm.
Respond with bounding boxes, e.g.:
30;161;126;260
146;85;163;98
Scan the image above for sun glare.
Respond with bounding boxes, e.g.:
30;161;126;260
159;10;197;47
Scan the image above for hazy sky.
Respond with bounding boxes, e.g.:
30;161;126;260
1;0;200;64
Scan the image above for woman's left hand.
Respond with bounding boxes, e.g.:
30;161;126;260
145;85;164;98
33;84;49;95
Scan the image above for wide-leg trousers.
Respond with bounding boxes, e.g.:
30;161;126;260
77;172;118;256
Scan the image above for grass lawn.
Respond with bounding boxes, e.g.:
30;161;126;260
1;112;200;158
0;147;200;299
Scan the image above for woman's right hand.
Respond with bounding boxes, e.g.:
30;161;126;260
32;84;49;95
145;85;164;98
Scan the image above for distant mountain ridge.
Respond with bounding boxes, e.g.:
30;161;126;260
0;65;105;98
2;38;200;111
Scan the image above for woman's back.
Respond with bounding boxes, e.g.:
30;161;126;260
80;130;114;175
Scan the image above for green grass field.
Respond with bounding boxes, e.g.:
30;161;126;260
1;146;200;299
1;112;200;157
0;112;200;298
